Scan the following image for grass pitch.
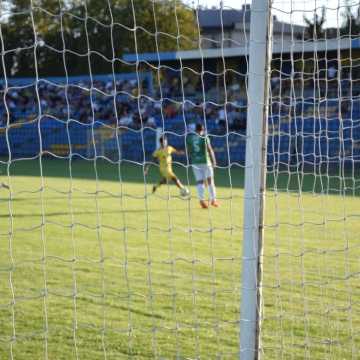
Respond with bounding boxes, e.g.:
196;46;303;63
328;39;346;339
0;159;359;359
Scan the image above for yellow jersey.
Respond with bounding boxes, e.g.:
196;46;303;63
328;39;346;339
153;146;176;178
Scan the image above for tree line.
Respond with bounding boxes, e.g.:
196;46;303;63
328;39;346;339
0;0;198;77
1;0;360;77
304;1;360;40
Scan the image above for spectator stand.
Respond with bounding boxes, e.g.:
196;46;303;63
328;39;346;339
0;72;154;162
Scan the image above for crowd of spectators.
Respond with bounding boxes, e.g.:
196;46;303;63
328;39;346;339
0;74;249;134
0;65;359;134
0;78;158;130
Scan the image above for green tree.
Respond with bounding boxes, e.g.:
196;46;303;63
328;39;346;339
0;0;197;77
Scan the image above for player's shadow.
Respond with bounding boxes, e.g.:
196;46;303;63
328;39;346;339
0;208;185;219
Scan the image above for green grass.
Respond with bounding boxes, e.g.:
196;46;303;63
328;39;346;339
0;159;360;359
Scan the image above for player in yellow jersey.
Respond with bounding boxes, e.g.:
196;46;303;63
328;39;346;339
145;136;189;196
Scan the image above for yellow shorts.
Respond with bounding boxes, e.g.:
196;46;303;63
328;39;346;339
160;167;176;180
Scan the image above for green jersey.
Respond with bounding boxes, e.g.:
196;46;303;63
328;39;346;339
186;133;211;165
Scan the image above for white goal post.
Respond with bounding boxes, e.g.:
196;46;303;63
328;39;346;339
86;124;122;161
240;0;272;359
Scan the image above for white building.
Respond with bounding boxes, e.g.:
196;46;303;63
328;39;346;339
198;5;305;48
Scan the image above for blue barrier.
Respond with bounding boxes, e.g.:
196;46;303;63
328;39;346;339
1;115;360;167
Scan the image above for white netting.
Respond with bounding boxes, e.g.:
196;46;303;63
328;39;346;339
0;0;359;358
263;0;360;358
0;0;242;358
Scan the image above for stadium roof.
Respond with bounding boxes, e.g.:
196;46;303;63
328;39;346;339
123;38;360;63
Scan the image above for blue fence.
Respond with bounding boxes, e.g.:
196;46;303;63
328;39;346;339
0;118;156;163
1;114;360;168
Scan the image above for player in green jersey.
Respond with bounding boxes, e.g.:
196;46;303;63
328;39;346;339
186;123;219;208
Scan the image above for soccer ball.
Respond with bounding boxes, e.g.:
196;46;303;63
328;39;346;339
180;187;190;198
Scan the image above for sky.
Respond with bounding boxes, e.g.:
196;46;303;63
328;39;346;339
184;0;359;27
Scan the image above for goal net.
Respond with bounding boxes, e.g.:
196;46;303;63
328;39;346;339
262;0;360;358
0;0;359;358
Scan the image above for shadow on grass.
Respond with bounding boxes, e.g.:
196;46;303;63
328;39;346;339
0;208;186;219
0;157;244;187
1;157;359;196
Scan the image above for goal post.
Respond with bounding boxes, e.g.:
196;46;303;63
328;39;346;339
240;0;272;359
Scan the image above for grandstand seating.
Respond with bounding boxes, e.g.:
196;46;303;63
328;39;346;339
1;74;360;169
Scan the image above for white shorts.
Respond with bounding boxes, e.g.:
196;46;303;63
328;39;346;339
192;164;214;182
